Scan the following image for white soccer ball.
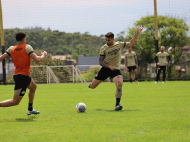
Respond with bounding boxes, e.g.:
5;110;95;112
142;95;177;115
76;103;87;113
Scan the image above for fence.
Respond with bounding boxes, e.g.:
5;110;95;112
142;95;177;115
3;63;190;84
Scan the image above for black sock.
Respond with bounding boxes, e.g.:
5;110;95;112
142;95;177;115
116;98;120;106
28;103;33;111
130;79;132;83
88;84;91;88
135;78;138;81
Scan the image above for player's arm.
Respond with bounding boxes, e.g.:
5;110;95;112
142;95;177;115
167;56;171;62
129;25;143;47
135;56;138;68
155;56;160;66
165;55;171;65
124;58;127;68
0;53;9;61
99;55;109;68
30;51;47;62
99;55;116;70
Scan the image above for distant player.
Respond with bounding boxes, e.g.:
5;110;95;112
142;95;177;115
0;32;47;115
155;46;171;84
88;26;143;111
125;46;139;84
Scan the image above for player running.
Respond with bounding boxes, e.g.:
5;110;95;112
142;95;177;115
0;32;47;115
89;26;143;111
155;46;171;84
125;46;139;84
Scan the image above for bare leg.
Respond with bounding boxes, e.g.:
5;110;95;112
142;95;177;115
0;94;23;107
129;72;132;83
113;75;123;106
89;78;102;89
27;79;37;104
134;69;138;78
129;72;132;80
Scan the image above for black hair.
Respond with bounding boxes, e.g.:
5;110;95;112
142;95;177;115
15;32;26;41
105;32;114;38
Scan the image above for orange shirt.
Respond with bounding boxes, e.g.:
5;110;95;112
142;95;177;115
10;44;32;76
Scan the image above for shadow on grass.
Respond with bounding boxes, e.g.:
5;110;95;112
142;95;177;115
15;116;37;122
96;109;140;112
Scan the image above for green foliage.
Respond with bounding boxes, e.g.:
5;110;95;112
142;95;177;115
181;74;190;79
126;15;189;79
1;28;105;57
52;67;72;83
82;67;101;82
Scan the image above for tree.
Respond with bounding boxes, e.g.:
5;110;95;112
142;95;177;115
126;15;189;79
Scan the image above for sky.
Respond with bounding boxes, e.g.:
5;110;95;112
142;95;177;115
2;0;190;36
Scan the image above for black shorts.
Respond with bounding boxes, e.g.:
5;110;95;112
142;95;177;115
157;66;166;72
128;65;136;72
95;67;121;81
13;74;31;96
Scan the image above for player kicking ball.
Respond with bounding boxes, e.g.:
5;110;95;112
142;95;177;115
125;46;139;84
0;32;47;115
89;26;143;111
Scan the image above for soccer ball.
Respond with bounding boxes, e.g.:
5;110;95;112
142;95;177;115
76;103;86;113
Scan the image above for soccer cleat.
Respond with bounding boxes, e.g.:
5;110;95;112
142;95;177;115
115;105;123;111
155;81;158;84
26;109;40;115
162;81;165;84
129;80;132;84
135;81;139;84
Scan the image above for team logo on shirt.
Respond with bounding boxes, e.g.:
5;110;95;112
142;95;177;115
108;48;120;55
160;56;166;59
14;48;22;51
128;56;134;59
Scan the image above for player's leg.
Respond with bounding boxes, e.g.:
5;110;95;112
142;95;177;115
134;66;139;84
0;74;25;107
162;66;166;83
89;67;108;89
89;78;102;89
129;72;132;83
0;94;23;107
128;67;132;83
112;75;123;111
155;67;161;83
26;78;39;115
27;79;37;110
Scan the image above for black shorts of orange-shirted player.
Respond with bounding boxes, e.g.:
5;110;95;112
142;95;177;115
88;26;143;111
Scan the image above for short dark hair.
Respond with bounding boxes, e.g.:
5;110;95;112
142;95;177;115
15;32;26;41
105;32;114;38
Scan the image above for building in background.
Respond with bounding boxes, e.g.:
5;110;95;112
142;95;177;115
52;54;76;65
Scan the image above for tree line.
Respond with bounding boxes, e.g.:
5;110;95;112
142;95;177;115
1;15;190;79
1;27;106;57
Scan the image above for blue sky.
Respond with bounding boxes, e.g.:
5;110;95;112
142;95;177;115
2;0;190;36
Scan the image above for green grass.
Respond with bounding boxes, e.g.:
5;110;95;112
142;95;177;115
0;81;190;142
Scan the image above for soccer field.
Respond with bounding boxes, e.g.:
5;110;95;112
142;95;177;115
0;81;189;142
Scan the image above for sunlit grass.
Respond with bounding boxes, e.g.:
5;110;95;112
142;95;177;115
0;81;189;142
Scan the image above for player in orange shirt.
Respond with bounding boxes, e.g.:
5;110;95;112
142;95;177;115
0;32;47;115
